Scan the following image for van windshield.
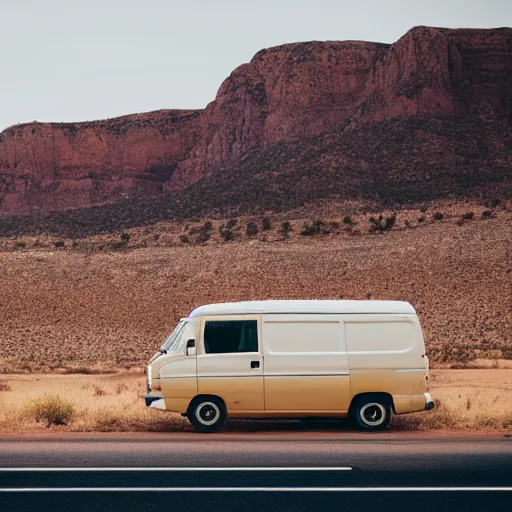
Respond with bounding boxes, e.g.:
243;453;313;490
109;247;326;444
161;321;187;354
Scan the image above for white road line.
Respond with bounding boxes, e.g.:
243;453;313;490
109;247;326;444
0;487;511;493
0;467;352;472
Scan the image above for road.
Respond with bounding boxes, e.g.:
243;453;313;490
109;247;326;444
1;432;511;511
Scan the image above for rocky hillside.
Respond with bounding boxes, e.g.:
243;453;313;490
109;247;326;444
0;26;511;223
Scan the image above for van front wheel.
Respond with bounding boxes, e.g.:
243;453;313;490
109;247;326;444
350;397;392;431
187;397;227;433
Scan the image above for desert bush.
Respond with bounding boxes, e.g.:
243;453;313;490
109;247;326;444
93;385;107;396
484;198;501;208
281;221;292;236
404;220;411;228
53;240;65;248
369;214;396;233
301;220;323;236
246;222;258;237
31;395;76;427
120;232;131;244
262;217;272;231
14;241;26;249
438;343;477;364
481;210;494;219
330;221;340;229
343;216;353;225
417;216;425;223
461;212;474;221
225;218;238;230
196;222;212;244
220;228;234;242
433;212;444;221
501;349;512;360
179;235;190;244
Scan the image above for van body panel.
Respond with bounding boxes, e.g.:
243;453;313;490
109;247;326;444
344;315;425;370
262;314;350;412
265;375;351;412
350;369;428;413
160;377;197;402
162;397;190;414
393;394;428;414
195;315;264;412
197;376;264;412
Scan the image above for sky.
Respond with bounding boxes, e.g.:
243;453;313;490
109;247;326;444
1;0;511;130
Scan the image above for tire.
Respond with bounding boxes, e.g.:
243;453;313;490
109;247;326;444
350;395;392;431
187;397;227;433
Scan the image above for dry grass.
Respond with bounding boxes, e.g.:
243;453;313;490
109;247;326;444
0;373;188;433
394;369;512;430
0;370;511;433
0;201;510;373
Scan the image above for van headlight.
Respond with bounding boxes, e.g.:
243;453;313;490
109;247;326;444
147;365;152;392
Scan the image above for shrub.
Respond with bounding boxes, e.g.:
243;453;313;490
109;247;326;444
420;206;428;213
179;235;190;244
369;214;396;233
31;395;76;427
461;212;474;221
405;220;411;228
246;222;258;237
433;212;444;221
120;232;131;244
481;210;494;219
281;221;292;236
14;241;26;249
93;385;107;396
301;220;323;236
220;228;234;242
501;349;512;360
439;343;477;364
262;217;272;231
418;216;425;223
343;216;353;225
330;221;340;229
196;222;212;244
490;198;501;208
53;241;65;248
225;218;237;230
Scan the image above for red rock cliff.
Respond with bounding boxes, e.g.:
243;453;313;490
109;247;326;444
1;26;511;215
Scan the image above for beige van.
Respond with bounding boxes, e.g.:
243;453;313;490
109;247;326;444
145;300;434;433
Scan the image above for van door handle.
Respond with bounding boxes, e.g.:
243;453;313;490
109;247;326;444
250;361;260;369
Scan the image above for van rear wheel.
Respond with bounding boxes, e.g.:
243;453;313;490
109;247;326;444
350;396;392;431
187;397;227;434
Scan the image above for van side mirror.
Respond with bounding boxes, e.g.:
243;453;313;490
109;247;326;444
186;339;196;356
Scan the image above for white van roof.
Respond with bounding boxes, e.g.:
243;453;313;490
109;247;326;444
188;300;415;317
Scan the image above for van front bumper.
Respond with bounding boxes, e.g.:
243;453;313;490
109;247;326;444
424;392;435;410
145;394;166;410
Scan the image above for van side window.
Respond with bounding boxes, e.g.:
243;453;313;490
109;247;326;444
204;320;258;354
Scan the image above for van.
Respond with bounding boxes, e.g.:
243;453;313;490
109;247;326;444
145;300;434;433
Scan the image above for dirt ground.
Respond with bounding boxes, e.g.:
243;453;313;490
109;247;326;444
0;203;510;373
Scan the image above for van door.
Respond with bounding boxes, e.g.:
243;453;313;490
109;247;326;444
196;316;264;413
262;315;350;414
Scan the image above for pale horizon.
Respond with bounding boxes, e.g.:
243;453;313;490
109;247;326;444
1;0;510;131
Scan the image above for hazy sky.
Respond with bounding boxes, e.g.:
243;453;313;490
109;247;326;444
1;0;510;130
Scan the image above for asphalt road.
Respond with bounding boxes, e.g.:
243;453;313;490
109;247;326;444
1;433;511;511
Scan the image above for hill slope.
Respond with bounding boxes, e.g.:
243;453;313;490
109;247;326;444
0;26;511;227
